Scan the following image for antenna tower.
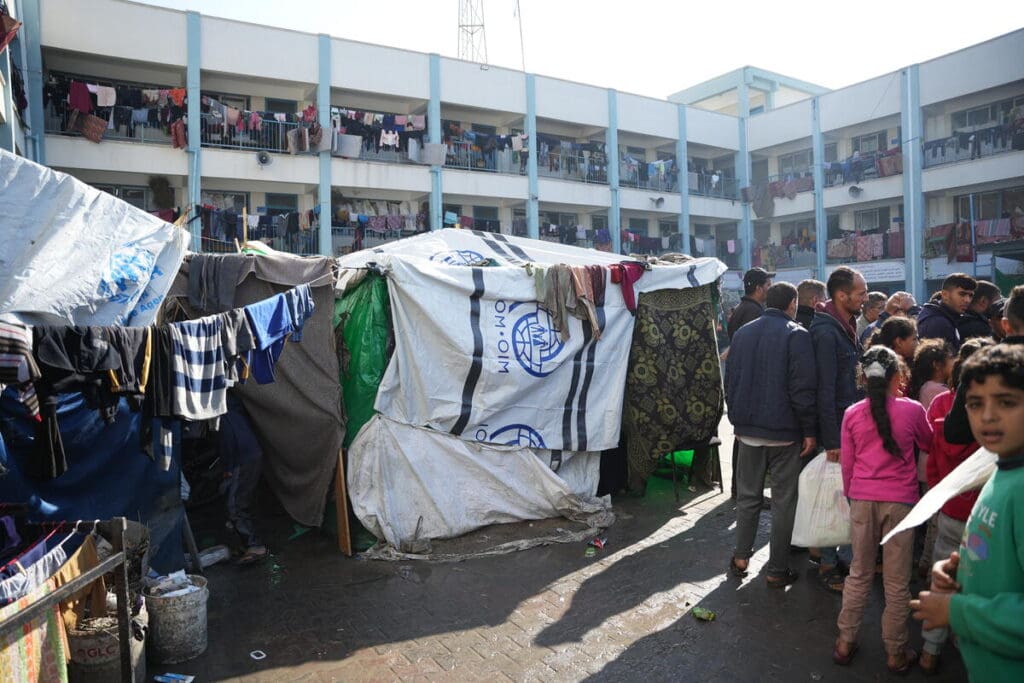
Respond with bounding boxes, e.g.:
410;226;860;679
458;0;488;65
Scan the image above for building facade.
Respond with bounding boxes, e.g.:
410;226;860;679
3;0;1023;300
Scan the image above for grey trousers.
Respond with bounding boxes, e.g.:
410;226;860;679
734;440;802;576
922;513;967;655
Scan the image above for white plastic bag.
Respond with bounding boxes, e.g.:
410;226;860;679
791;453;851;547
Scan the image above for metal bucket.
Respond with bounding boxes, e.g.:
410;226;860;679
67;608;147;683
144;575;208;664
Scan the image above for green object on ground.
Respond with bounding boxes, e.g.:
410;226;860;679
667;450;694;468
334;274;392;449
584;547;597;558
691;606;716;621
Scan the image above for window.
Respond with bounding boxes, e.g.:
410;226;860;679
951;95;1024;129
827;213;841;238
471;123;497;136
591;214;608;231
659;221;678;237
628;217;648;236
778;149;812;176
824;143;838;163
625;146;645;157
853;131;887;154
854;206;891;231
956;192;1000;221
96;184;152;210
656;151;675;162
201;190;248;212
264;98;297;115
443;203;462;223
202;92;249;111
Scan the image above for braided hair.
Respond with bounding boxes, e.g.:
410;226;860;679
860;346;905;458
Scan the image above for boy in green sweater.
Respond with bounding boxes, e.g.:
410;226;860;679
911;344;1024;680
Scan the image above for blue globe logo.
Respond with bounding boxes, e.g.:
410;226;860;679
430;249;485;265
490;424;547;449
512;306;565;377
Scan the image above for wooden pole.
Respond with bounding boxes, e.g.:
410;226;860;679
242;206;249;245
334;448;353;556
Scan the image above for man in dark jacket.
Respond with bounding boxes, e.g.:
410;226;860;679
945;285;1024;444
728;267;774;341
810;265;867;591
727;282;817;587
957;279;1000;341
918;273;976;351
796;279;826;330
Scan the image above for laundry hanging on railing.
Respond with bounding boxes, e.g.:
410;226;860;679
0;286;315;480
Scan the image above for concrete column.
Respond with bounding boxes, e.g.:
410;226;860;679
676;104;690;253
811;96;827;280
901;64;925;300
186;11;202;252
317;34;332;256
0;49;13;154
428;53;442;230
17;0;44;161
736;77;752;272
607;88;621;254
525;73;539;239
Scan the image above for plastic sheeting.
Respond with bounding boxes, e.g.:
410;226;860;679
0;150;189;326
348;415;608;551
334;273;391;449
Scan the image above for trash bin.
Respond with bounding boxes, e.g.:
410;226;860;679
144;575;208;663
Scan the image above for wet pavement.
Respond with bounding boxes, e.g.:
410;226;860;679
177;418;967;682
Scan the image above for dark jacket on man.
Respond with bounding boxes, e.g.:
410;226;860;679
957;309;992;341
726;309;818;442
796;305;816;330
810;309;862;450
728;296;764;341
917;301;962;350
944;335;1024;444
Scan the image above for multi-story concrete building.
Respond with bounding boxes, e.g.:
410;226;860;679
3;0;1022;300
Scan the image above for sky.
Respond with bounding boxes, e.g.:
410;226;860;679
136;0;1021;99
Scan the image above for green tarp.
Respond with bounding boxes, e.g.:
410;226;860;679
335;274;392;449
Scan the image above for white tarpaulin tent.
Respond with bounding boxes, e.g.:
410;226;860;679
338;229;726;550
0;150;188;326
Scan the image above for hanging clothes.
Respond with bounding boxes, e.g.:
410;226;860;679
168;315;227;421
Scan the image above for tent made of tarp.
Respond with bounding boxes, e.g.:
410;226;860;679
336;229;727;551
0;150;190;571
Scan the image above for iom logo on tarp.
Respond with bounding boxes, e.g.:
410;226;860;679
97;244;156;305
511;304;564;377
488;424;547;449
430;249;485;266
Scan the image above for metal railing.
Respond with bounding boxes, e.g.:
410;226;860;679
445;139;519;174
537;149;608;184
923;123;1019;168
45;108;172;145
689;173;739;199
620;161;679;193
823;150;903;187
199;114;302;153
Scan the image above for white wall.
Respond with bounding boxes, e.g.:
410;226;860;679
617;93;677;139
773;86;813;108
41;0;187;66
443;168;528;199
534;77;608;128
922;153;1024;194
769;192;815;218
202;17;316;84
537;178;610;208
748;100;812;151
619;187;681;214
332;159;431;194
820;72;901;133
203;148;318;185
823;174;904;210
441;59;525;113
332;40;430;100
685;108;740;151
45;135;188;177
690;196;744;220
920;30;1024;107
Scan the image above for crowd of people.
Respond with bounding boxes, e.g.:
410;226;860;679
722;266;1023;680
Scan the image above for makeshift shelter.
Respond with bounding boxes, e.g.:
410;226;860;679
0;150;189;571
335;229;726;551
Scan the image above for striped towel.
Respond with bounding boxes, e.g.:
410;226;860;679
169;315;227;420
0;320;40;419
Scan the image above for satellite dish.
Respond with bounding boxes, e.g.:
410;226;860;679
256;151;273;167
848;185;863;197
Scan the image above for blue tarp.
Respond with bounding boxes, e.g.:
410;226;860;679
0;390;184;573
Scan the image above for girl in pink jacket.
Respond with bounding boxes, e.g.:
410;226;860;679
832;346;933;674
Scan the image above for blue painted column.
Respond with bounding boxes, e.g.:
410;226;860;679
606;88;621;254
0;50;14;154
901;65;925;300
676;104;690;253
736;79;753;272
186;11;202;252
317;34;332;256
811;96;827;280
428;53;443;231
20;0;44;163
525;74;539;239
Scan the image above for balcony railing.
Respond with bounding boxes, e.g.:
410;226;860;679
689;173;739;199
824;150;903;187
537;149;608;184
923;123;1019;168
199;113;302;153
45;107;172;145
445;139;519;174
825;231;905;263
